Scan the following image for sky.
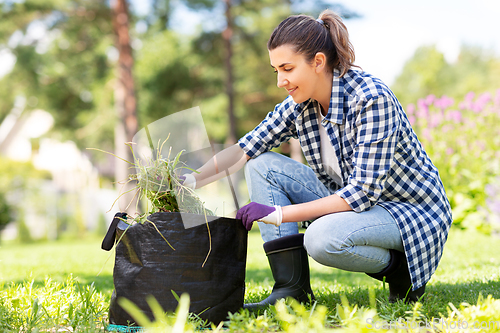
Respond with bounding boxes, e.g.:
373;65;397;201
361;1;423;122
336;0;500;85
1;0;499;86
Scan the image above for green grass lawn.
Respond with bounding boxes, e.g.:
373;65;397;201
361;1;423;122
1;227;500;331
247;227;500;321
0;236;116;293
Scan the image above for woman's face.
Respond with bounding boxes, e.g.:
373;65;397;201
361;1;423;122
269;44;319;104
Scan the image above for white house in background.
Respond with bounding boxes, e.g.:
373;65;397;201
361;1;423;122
0;103;117;240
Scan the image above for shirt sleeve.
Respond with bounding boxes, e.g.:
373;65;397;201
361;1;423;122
336;95;400;212
238;97;299;158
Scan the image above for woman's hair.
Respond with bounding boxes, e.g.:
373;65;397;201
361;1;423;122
267;9;358;77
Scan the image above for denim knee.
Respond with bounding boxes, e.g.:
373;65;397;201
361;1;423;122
245;152;279;176
303;221;349;265
303;229;323;261
303;211;398;272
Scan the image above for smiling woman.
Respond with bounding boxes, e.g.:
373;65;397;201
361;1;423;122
181;8;452;310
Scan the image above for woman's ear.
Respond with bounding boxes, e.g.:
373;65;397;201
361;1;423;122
314;52;327;73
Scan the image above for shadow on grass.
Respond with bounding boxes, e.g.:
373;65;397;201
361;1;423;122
425;279;500;306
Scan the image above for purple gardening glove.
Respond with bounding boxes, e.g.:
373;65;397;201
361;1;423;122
236;202;276;231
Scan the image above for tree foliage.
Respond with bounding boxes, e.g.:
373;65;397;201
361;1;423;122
0;0;116;151
0;0;359;154
392;45;500;107
0;191;12;235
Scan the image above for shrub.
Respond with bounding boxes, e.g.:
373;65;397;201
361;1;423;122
405;90;500;232
0;191;12;237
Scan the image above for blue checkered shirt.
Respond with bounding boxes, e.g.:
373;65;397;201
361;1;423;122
238;69;452;289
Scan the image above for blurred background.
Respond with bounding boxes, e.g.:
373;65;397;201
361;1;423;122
0;0;499;242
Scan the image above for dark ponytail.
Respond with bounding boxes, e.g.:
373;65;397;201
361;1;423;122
267;9;359;77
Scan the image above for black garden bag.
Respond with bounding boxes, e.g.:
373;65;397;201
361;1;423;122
102;212;248;326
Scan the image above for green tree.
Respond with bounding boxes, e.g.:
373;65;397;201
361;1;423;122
1;0;359;155
0;0;116;149
144;0;218;32
111;0;139;213
450;46;500;98
0;191;13;240
392;45;452;107
392;45;500;108
136;0;358;143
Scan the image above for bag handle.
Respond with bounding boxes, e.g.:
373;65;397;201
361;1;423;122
101;212;127;251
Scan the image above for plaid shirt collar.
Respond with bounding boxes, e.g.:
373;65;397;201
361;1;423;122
298;69;345;125
327;69;346;125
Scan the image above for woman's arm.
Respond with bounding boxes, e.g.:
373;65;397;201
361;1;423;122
281;194;352;222
190;144;250;189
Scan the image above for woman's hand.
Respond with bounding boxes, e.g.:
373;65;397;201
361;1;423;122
236;202;283;231
179;174;196;189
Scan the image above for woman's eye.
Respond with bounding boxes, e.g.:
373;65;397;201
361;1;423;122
273;68;292;74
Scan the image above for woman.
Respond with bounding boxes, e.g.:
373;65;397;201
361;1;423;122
184;9;452;307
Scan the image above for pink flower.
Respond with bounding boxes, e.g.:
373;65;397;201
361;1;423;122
495;89;500;116
472;92;491;113
465;91;475;102
425;94;436;106
429;113;443;128
460;91;475;110
441;124;452;133
474;140;486;151
406;103;415;115
422;128;432;141
408;115;416;126
446;147;454;155
466;121;477;130
485;184;496;198
446;110;462;123
417;98;429;118
434;95;454;110
456;138;467;147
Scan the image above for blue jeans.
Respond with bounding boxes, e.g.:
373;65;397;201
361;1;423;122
245;152;404;274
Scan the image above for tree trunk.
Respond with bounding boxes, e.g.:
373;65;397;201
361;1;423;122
223;0;237;144
112;0;138;214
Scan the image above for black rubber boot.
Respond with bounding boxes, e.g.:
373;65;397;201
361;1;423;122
244;233;315;310
367;249;425;303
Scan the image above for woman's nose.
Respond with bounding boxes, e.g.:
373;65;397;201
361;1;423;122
277;73;288;88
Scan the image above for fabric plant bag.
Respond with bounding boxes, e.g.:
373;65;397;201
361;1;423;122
104;212;248;326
